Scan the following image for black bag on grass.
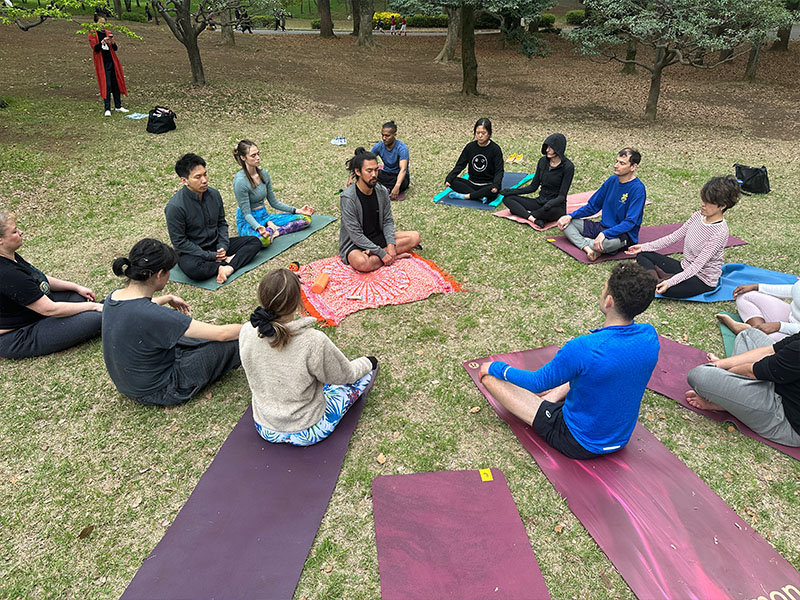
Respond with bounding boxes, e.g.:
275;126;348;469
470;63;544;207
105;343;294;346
734;163;770;194
146;106;177;134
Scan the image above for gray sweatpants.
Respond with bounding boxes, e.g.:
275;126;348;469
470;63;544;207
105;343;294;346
563;219;626;254
687;328;800;447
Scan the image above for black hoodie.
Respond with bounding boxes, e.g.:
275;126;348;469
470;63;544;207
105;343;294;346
501;133;574;211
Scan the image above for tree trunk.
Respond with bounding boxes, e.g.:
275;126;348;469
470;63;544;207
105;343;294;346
123;0;131;12
351;0;359;35
621;38;636;74
770;26;790;51
159;1;207;85
460;5;478;95
184;32;206;85
318;0;335;37
434;6;460;63
644;46;666;121
113;0;122;18
220;8;235;46
151;1;159;24
744;40;761;82
357;0;374;46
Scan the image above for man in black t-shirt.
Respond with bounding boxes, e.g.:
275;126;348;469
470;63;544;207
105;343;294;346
686;328;800;447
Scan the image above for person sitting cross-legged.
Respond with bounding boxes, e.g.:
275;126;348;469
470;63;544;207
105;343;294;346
339;147;420;273
165;153;262;284
478;263;660;459
716;279;800;343
557;148;646;261
686;328;800;447
370;120;410;200
444;118;504;204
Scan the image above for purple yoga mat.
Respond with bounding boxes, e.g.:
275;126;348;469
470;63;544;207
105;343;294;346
463;352;800;599
372;470;550;600
121;370;377;600
649;335;800;460
547;223;747;264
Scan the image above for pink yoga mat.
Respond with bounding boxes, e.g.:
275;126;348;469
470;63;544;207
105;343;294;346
649;335;800;461
493;190;599;230
463;350;800;599
548;223;747;264
372;470;550;600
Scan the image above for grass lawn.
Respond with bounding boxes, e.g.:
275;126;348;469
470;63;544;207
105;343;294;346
1;19;798;600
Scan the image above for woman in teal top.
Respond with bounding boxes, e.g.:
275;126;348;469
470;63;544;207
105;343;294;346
233;139;315;246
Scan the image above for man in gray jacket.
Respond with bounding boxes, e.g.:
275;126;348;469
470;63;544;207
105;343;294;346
166;153;262;284
339;148;420;272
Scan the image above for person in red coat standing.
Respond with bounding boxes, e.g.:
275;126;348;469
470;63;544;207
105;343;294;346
88;12;128;117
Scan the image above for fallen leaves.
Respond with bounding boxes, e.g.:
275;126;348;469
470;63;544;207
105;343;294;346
78;525;94;539
553;524;564;533
468;406;481;414
376;453;386;465
129;494;143;509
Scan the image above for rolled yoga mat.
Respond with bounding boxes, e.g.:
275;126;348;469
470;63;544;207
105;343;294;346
372;469;550;600
547;223;746;264
463;350;800;598
433;172;533;210
121;369;377;600
168;214;337;290
648;334;800;460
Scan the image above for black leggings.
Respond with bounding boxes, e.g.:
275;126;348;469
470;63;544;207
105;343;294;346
636;252;715;298
178;236;263;281
449;178;499;202
103;65;121;111
0;292;102;359
502;195;565;222
378;169;410;193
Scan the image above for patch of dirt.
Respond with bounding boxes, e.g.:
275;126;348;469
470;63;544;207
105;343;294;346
1;22;798;142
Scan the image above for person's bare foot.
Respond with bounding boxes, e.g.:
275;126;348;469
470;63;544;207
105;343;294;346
715;313;751;334
584;246;598;261
706;352;721;362
685;390;725;411
217;264;234;284
395;252;412;260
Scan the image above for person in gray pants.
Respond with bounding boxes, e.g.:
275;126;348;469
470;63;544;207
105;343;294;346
686;328;800;447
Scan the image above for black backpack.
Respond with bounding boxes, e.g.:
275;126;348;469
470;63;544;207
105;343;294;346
146;106;177;134
734;163;770;194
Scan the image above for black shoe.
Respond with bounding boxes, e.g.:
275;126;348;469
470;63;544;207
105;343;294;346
533;218;545;228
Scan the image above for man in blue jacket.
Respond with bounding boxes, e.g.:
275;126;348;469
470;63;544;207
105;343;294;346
478;263;660;459
557;148;646;261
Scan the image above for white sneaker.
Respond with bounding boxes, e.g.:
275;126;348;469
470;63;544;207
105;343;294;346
116;107;130;113
104;110;112;117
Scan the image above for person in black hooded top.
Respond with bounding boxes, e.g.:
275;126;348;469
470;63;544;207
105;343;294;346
501;133;574;227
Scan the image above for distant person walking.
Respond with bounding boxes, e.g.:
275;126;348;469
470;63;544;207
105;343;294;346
390;15;396;35
400;16;407;36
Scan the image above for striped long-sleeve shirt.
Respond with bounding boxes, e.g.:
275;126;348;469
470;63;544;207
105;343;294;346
640;210;728;287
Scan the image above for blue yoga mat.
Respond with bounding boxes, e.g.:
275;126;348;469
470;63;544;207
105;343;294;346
169;214;337;290
656;263;798;303
433;172;534;210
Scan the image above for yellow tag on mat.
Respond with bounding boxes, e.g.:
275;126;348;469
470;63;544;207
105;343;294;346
479;469;493;482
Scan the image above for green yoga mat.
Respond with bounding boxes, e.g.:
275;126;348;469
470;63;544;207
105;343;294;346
169;215;337;290
717;311;743;357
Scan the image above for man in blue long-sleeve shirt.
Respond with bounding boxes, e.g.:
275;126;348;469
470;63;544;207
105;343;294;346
557;148;646;261
479;263;660;459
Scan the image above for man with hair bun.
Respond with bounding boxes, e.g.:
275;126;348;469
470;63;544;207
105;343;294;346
370;121;410;200
558;148;646;261
339;148;420;273
479;263;659;459
166;153;262;284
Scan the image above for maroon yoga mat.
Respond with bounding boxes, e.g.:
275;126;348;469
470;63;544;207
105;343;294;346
649;335;800;461
463;352;800;599
121;370;377;600
372;470;550;600
547;223;747;264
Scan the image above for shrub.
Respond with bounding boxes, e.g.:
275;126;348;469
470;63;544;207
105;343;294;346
311;18;321;29
406;13;448;27
536;13;555;27
565;9;585;25
122;12;147;23
372;11;401;27
474;12;500;29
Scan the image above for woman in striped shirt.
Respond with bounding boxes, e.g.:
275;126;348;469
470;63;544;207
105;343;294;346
626;175;740;298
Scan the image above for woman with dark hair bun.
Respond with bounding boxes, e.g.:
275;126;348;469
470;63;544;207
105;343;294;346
0;209;102;359
444;118;504;203
626;175;741;298
102;238;241;406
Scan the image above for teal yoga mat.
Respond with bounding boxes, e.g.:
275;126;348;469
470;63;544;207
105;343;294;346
717;311;743;357
433;172;535;209
169;215;337;290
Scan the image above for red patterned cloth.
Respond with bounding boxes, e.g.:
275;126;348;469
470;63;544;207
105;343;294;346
300;253;461;326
